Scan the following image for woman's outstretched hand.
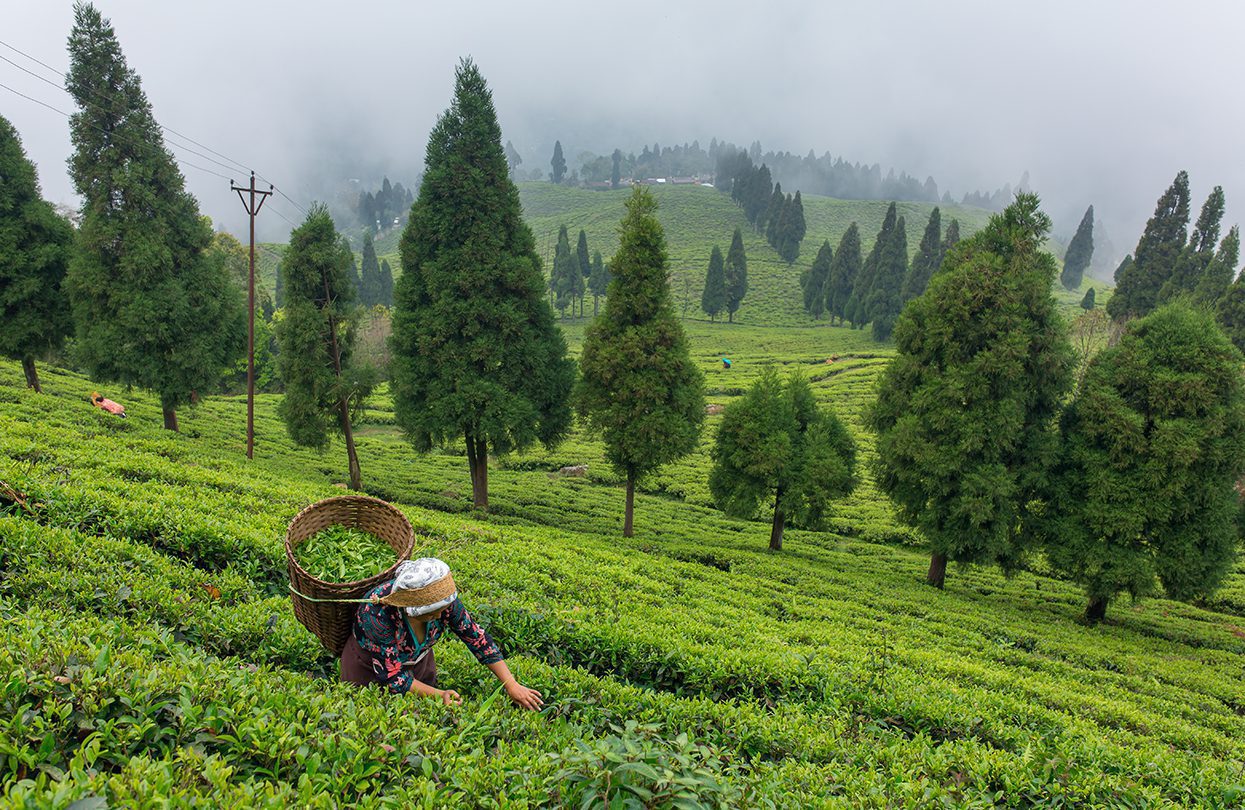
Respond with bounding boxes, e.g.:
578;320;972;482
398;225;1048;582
438;689;463;706
504;680;544;711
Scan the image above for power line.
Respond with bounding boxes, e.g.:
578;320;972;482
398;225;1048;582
0;36;311;211
0;80;228;183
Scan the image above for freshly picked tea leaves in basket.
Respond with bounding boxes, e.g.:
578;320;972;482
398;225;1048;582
294;525;397;583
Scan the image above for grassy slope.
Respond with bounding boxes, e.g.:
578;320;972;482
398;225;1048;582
3;333;1244;805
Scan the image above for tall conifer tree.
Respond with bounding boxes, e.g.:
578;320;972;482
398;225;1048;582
276;206;370;491
1040;305;1245;622
762;183;784;239
551;225;576;316
1193;226;1240;306
65;2;244;430
1158;187;1225;304
550;140;566;184
378;259;395;307
391;59;574;510
867;216;909;341
724;227;748;322
0;115;73;393
359;231;381;307
901;207;942;304
577;187;704;536
870;195;1074;588
801;240;832;318
824;223;862;325
588;250;609;316
1060;205;1095;290
702;245;727;321
845;203;897;328
576;229;591;317
1108;171;1190;320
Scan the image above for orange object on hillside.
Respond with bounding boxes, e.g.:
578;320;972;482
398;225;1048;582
89;391;126;417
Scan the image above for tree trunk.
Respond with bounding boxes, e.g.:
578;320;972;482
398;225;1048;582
21;357;40;393
927;552;947;588
769;491;785;551
728;311;734;323
1085;595;1109;624
623;474;635;537
163;407;179;432
339;398;361;491
593;297;599;317
466;434;488;511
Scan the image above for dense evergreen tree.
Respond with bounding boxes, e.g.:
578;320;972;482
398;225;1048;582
588;250;609;316
824;223;862;325
1108;172;1190;320
550;225;577;316
940;218;961;269
801;241;832;319
1080;288;1096;310
701;245;727;321
577;187;705;537
65;3;244;431
275;206;370;491
870;194;1074;588
1193;226;1240;306
550;140;566;184
1216;270;1245;353
611;149;622;189
780;190;807;263
378;259;395;308
1040;305;1245;622
845;203;897;328
724;228;748;322
359;231;382;307
867;216;909;341
710;367;856;550
504;140;522;178
391;59;574;510
742;164;772;226
0;115;73;392
576;229;591;317
1060;206;1095;290
761;183;784;237
1159;187;1226;305
901;207;942;304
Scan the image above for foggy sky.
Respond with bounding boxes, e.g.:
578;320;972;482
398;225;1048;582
4;0;1244;257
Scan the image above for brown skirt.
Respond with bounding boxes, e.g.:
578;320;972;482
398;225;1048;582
339;632;438;689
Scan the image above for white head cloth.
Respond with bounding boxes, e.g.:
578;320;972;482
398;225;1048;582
392;557;458;617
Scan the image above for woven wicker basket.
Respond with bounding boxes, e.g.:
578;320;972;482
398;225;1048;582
285;495;414;655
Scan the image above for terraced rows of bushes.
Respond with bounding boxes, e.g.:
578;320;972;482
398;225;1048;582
2;344;1244;806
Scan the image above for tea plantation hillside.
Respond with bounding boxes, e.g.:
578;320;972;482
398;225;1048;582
3;341;1245;806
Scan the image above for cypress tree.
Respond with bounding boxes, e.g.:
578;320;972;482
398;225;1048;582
745;165;772;227
0;115;73;393
504;140;522;178
588;250;609;317
1040;304;1245;622
551;225;576;316
1216;270;1245;353
762;183;784;239
550;140;566;184
846;202;897;328
1080;287;1096;310
1060;205;1095;290
275;206;371;491
359;230;381;307
801;240;832;319
824;223;862;325
901;207;942;304
1159;187;1225;304
391;59;574;510
782;190;807;262
710;367;856;551
701;245;727;321
65;2;244;431
867;215;909;341
1193;226;1240;306
378;259;395;308
724;227;748;322
870;194;1074;588
577;187;704;537
611;148;622;189
576;229;591;317
1108;171;1190;320
939;218;961;270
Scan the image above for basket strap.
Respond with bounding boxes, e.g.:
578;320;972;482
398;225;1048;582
288;584;381;604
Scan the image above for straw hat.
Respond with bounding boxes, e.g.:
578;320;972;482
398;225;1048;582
386;558;457;618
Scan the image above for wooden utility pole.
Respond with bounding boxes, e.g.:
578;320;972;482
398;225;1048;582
231;172;273;459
